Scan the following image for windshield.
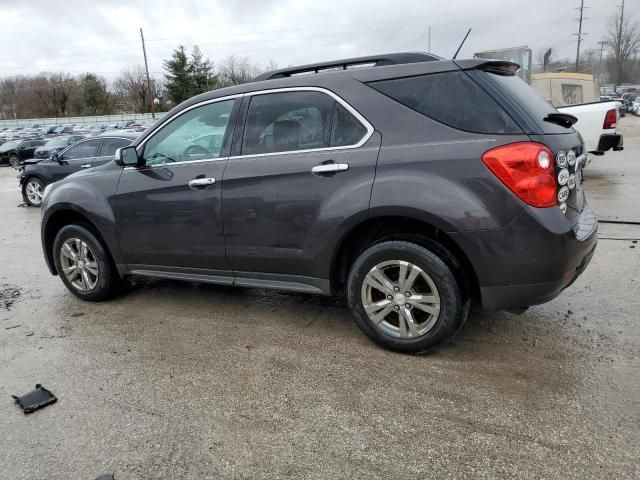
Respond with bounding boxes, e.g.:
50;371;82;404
479;70;573;134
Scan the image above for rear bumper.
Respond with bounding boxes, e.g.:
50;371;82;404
450;202;597;311
596;133;623;153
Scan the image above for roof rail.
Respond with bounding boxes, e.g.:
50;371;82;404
253;52;443;81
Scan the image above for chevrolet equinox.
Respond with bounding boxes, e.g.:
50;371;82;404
40;53;597;354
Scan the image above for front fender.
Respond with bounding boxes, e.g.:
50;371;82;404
41;169;123;273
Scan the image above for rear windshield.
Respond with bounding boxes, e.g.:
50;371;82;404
368;71;522;134
477;71;572;134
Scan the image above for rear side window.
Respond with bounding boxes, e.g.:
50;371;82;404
242;91;369;155
368;71;522;134
100;137;131;156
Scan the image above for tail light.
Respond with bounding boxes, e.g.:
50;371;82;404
603;109;617;129
482;142;557;208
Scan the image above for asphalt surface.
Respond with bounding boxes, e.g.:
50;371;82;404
1;118;639;480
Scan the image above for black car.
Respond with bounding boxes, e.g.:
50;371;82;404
0;138;45;167
32;135;85;161
40;53;597;354
20;134;136;206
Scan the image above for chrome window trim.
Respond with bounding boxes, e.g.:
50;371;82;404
123;156;228;172
133;87;374;165
234;86;374;159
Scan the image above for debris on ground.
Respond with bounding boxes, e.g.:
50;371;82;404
94;475;115;480
0;284;21;310
4;324;21;329
12;384;57;414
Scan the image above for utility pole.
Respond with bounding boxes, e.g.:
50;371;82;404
428;26;431;53
616;0;625;87
140;27;155;120
574;0;588;72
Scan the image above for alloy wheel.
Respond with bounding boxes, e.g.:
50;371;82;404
59;238;100;292
361;260;441;339
25;180;44;206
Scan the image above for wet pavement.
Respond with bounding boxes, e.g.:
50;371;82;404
1;119;639;479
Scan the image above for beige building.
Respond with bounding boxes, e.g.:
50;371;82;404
531;72;598;107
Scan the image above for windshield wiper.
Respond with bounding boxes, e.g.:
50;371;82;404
543;112;577;128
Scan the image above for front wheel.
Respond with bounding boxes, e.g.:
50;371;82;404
52;225;121;301
22;177;45;207
9;156;20;168
347;241;469;354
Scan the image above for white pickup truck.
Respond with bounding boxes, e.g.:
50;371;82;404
557;101;624;157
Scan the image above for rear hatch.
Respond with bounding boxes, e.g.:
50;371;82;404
463;62;586;223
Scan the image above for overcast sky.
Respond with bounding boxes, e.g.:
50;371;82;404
0;0;629;81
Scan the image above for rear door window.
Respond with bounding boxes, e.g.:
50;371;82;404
368;71;522;134
99;137;131;157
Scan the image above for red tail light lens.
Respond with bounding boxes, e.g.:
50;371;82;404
603;109;617;129
482;142;557;208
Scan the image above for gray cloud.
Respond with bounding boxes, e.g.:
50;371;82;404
0;0;626;80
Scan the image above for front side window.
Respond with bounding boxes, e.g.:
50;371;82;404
142;99;235;166
63;139;100;160
241;90;368;156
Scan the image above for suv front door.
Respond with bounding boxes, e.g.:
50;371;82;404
222;89;379;290
115;97;239;279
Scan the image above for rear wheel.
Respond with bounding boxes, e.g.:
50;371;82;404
52;224;120;301
22;177;45;207
347;240;469;354
9;155;20;168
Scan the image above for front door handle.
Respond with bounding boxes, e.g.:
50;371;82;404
311;163;349;174
80;163;92;169
188;177;216;189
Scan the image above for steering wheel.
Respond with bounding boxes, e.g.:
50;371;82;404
183;144;210;158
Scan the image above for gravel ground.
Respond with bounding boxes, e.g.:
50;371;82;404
0;118;638;479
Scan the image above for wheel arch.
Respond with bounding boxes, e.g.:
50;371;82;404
330;214;479;301
43;208;118;276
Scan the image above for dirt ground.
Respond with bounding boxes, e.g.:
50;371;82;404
0;118;639;479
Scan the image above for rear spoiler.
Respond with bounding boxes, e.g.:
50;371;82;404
454;59;520;76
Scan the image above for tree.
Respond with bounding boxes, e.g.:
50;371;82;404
80;74;112;115
605;13;640;85
164;45;192;104
189;45;217;94
218;55;258;87
114;67;151;113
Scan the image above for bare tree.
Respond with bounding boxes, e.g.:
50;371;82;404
218;55;259;87
605;13;640;85
114;67;152;113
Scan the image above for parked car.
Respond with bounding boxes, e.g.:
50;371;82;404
632;98;640;116
19;134;136;207
32;135;86;161
0;138;45;167
40;53;597;354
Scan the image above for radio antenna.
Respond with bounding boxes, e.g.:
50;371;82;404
453;28;472;59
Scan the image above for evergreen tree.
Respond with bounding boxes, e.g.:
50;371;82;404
163;45;192;104
190;46;218;94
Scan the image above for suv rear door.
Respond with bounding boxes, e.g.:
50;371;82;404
222;88;380;290
95;137;131;166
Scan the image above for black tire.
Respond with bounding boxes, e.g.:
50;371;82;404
22;177;45;207
52;224;121;301
347;240;469;354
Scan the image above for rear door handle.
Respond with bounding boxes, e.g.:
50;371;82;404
80;164;92;169
188;177;216;189
311;163;349;174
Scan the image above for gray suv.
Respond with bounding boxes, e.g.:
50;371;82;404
40;53;597;354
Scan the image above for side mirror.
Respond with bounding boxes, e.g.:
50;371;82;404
115;146;142;167
50;152;60;163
